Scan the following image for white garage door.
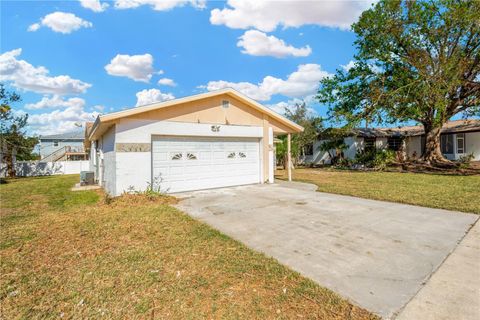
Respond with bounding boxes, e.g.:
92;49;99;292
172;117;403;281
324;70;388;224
152;136;261;193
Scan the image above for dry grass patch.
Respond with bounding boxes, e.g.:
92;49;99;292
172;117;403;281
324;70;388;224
1;175;377;319
277;168;480;214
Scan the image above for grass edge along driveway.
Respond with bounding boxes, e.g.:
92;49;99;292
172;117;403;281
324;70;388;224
277;168;480;214
0;175;378;320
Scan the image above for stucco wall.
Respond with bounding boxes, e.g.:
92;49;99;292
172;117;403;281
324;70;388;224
466;131;480;160
113;119;264;196
89;141;96;173
405;136;422;159
303;137;360;165
301;139;329;165
100;125;116;195
344;137;360;159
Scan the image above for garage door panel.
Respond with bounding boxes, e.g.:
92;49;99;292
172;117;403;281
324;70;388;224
152;136;261;193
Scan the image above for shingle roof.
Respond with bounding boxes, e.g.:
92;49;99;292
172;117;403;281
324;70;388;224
40;130;85;140
355;119;480;137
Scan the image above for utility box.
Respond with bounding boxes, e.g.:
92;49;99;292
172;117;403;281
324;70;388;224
80;171;95;186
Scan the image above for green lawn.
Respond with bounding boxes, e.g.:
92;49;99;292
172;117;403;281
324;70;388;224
278;168;480;214
0;175;376;319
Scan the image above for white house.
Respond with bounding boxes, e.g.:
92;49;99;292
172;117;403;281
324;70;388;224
39;131;88;162
85;89;303;196
304;119;480;164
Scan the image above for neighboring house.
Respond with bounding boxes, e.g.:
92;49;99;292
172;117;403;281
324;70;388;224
39;131;89;162
85;89;303;196
304;119;480;165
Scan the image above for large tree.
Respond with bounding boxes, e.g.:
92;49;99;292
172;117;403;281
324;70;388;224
0;84;38;177
276;102;323;167
318;0;480;163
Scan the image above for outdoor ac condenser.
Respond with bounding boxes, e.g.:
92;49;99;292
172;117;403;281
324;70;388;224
80;171;95;186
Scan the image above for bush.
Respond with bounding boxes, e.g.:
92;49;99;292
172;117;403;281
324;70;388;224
354;148;396;169
457;153;475;169
458;153;474;164
373;149;396;169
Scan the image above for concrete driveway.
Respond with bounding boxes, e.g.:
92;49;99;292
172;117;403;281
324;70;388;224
175;182;478;319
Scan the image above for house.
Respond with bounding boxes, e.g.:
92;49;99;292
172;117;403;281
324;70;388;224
84;89;303;196
39;131;89;162
304;119;480;164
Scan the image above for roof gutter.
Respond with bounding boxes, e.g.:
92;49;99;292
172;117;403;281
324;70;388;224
88;115;101;141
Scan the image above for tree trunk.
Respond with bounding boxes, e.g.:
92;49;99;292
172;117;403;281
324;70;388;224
422;124;449;164
5;153;15;177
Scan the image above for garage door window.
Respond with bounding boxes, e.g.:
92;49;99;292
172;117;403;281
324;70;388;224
227;152;236;159
171;153;183;160
187;153;197;160
239;152;246;158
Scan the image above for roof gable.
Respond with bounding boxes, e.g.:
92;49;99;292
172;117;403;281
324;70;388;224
88;89;303;140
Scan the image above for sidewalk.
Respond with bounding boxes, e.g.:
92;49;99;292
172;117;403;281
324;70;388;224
396;221;480;320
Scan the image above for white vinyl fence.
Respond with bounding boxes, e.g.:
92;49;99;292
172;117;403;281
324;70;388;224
0;160;90;177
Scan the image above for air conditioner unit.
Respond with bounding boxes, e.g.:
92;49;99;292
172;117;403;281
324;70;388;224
80;171;95;186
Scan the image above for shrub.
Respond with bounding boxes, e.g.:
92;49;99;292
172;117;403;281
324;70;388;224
373;149;396;169
354;149;376;167
354;148;396;169
458;153;475;169
458;153;474;164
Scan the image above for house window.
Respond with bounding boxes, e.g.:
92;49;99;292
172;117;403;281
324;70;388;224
387;136;402;151
364;137;376;152
304;144;314;156
457;133;465;154
53;140;59;147
441;134;454;154
222;100;230;109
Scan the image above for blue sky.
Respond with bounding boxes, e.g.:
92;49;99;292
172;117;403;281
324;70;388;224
1;0;373;135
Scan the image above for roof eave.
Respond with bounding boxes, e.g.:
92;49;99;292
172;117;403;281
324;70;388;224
90;88;303;136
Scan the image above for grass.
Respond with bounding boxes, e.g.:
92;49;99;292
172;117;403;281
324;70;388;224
277;168;480;214
0;175;377;319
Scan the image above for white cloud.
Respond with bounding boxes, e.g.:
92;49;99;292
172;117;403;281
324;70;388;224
25;95;85;110
340;59;383;73
0;49;91;95
105;53;156;82
28;11;92;34
341;60;356;71
267;101;290;115
135;88;175;107
210;0;373;32
205;80;270;101
114;0;206;11
93;105;105;112
28;104;99;135
27;23;41;32
267;95;317;115
157;78;177;87
237;30;311;58
79;0;109;12
205;64;331;101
